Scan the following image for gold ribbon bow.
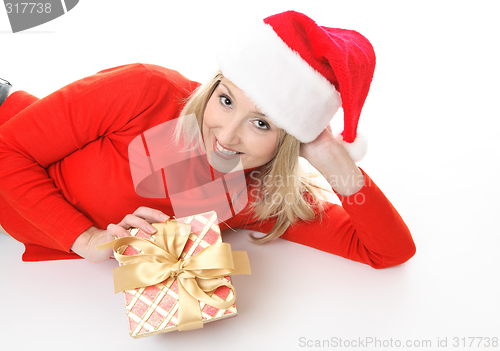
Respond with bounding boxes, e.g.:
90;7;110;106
97;220;251;331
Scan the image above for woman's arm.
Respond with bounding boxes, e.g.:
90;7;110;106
299;126;415;268
299;125;365;196
235;126;415;269
238;169;415;269
0;64;158;254
71;207;170;263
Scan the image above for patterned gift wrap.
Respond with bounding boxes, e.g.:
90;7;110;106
121;211;237;338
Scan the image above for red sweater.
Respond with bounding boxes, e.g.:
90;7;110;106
0;63;415;268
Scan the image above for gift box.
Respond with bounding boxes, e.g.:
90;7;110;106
100;211;250;338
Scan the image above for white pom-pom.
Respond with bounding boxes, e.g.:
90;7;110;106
335;133;368;163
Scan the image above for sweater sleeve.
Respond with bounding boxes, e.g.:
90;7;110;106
0;63;160;252
237;170;416;269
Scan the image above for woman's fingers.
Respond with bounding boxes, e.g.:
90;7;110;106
109;207;170;237
133;206;170;223
107;223;132;237
104;207;170;240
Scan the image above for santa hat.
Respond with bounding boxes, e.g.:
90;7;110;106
216;11;376;162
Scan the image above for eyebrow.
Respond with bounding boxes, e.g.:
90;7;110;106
219;82;234;100
220;82;268;118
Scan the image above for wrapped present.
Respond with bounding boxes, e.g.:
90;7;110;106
98;211;251;338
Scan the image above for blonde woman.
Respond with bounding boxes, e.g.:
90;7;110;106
0;11;415;267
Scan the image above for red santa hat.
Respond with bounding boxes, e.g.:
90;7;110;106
216;11;376;162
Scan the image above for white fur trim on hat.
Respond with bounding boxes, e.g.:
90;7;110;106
216;23;342;143
335;133;368;163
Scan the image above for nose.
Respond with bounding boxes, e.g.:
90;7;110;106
217;118;241;146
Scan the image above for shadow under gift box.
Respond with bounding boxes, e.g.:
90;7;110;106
112;210;249;338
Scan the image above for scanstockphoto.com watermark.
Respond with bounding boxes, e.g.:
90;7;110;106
298;336;499;348
3;0;79;32
248;171;367;206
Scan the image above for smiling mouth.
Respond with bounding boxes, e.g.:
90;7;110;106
213;137;243;157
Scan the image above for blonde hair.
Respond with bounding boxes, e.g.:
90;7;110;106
175;71;330;243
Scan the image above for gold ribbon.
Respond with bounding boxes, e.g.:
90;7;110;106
97;220;251;331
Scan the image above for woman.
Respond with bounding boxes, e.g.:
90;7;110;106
0;11;415;267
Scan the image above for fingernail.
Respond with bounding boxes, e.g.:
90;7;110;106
147;225;157;234
160;214;170;221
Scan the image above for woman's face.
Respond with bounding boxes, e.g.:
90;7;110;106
202;78;280;170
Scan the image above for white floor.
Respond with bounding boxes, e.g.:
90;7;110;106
1;1;499;350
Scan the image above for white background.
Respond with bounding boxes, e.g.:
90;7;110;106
1;1;499;350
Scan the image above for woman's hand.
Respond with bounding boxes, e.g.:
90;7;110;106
71;207;170;263
299;125;365;196
299;125;340;166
